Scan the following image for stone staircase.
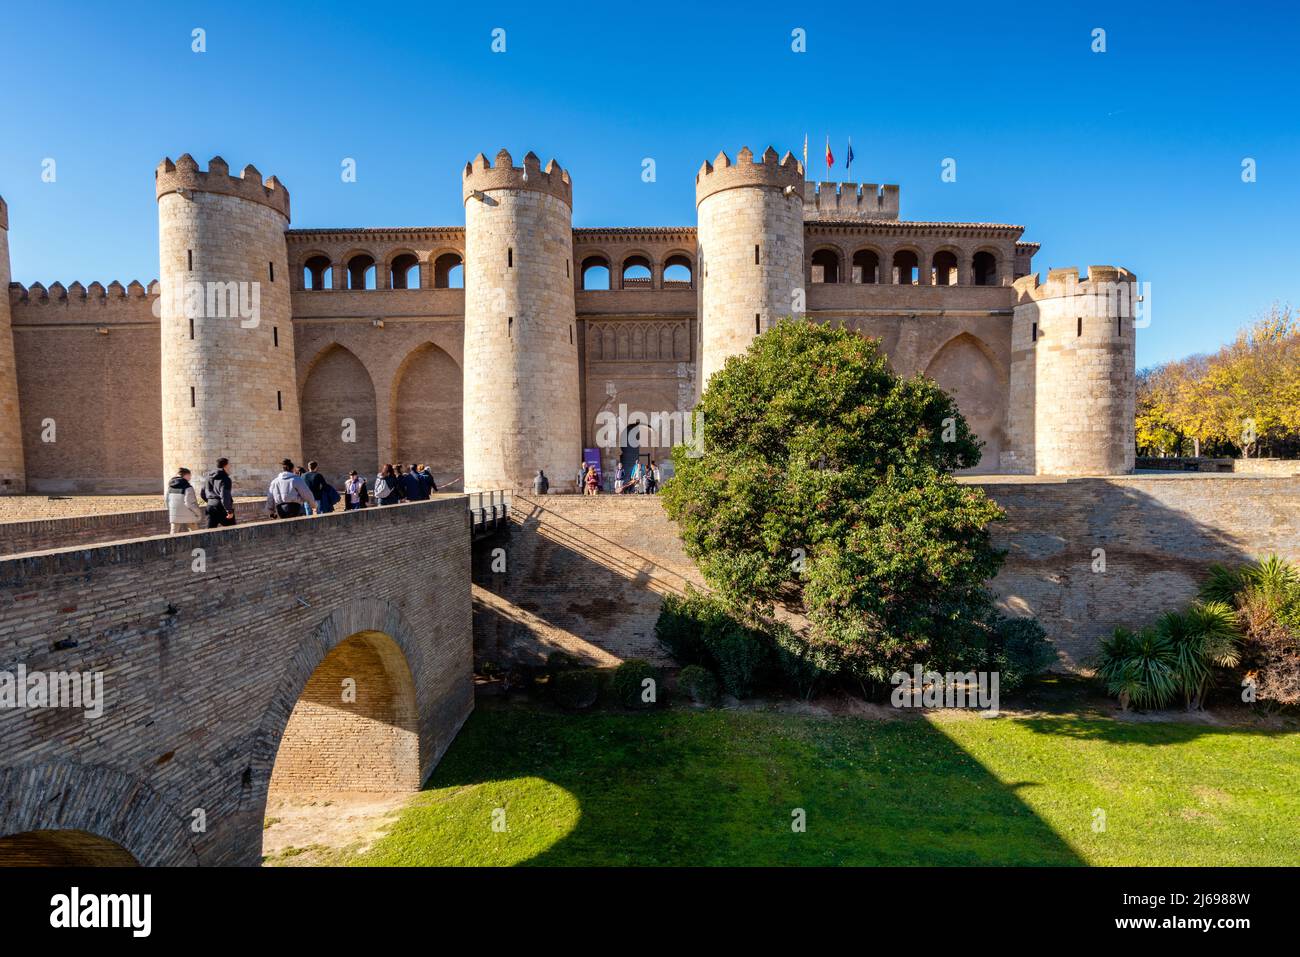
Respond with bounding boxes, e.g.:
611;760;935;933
472;494;705;667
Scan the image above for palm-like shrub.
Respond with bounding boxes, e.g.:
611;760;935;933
1164;603;1241;709
1097;627;1178;710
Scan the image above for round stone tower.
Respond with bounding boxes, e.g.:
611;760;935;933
156;155;300;490
695;146;805;387
0;195;27;493
461;149;582;491
1002;266;1137;475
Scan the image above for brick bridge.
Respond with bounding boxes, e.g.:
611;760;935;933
0;497;472;866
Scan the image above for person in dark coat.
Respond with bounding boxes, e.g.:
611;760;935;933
200;457;236;527
301;460;328;515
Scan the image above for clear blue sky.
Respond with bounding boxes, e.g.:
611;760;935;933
2;0;1296;368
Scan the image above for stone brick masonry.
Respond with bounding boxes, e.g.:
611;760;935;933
0;497;472;865
474;477;1299;672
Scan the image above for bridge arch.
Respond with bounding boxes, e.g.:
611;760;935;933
0;763;198;866
252;598;429;799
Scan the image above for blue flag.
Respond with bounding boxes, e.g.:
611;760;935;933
847;139;855;168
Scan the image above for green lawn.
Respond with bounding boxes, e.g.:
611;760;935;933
346;703;1300;867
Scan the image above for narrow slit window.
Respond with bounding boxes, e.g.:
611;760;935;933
190;386;195;408
1117;316;1123;336
188;317;194;340
187;249;193;271
1031;322;1038;342
269;261;275;282
507;248;513;268
569;324;574;344
755;314;761;334
508;316;513;337
277;390;282;411
1077;317;1082;337
754;245;760;265
273;326;279;347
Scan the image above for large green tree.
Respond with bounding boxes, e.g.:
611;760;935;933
663;320;1012;682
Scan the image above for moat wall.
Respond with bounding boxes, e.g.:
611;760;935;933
474;477;1300;672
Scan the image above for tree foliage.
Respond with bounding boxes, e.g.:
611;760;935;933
1136;303;1300;458
662;320;1033;685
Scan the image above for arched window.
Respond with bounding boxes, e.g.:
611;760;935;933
810;248;840;284
932;251;959;286
852;249;879;284
346;254;376;290
433;252;463;289
581;255;611;290
973;251;998;286
893;250;920;285
390;253;420;290
621;255;652;289
303;255;332;291
662;254;693;288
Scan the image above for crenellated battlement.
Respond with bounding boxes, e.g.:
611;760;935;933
802;181;899;221
694;146;803;206
462;149;572;206
9;279;157;305
155;154;290;220
1014;265;1137;307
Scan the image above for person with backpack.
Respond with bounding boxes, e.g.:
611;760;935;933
301;460;328;515
200;457;236;527
265;458;318;519
374;464;402;506
164;467;204;533
344;470;368;510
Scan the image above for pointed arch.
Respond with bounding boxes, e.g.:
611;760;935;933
923;332;1007;471
299;343;378;486
392;342;463;487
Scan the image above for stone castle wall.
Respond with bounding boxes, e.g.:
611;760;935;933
0;145;1149;498
696;147;805;386
462;152;582;491
157;157;300;490
0;200;25;492
1003;267;1137;475
8;282;161;493
471;477;1299;673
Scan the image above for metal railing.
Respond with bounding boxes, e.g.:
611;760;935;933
468;489;513;537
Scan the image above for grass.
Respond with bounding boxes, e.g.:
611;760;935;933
344;696;1300;867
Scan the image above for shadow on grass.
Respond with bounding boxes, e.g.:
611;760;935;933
372;707;1085;866
1016;713;1296;746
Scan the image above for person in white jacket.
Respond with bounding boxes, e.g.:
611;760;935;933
164;468;204;533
